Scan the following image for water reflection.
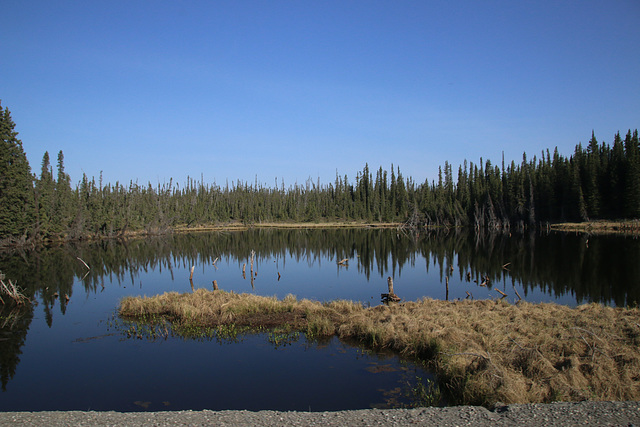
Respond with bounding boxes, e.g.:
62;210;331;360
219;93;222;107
2;228;638;307
0;228;638;409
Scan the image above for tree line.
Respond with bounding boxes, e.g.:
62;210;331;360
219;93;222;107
1;100;639;244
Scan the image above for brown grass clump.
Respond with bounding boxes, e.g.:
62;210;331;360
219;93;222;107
119;289;362;334
119;291;640;406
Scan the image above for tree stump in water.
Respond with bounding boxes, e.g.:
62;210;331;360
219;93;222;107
381;276;401;302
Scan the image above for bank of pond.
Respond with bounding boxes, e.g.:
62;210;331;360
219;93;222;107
0;228;639;411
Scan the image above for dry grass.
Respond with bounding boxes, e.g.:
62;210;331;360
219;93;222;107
551;220;640;234
119;291;640;406
119;289;362;333
171;221;400;233
0;274;29;306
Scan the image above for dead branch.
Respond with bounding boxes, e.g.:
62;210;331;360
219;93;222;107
513;285;523;301
0;278;29;305
77;257;90;270
495;288;507;297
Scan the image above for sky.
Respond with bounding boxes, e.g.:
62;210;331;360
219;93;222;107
1;1;639;189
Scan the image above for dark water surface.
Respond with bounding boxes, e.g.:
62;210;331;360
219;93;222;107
1;228;638;411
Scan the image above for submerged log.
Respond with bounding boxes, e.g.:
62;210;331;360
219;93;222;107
338;258;348;266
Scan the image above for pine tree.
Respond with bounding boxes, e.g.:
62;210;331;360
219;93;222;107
624;130;640;217
52;150;74;235
0;102;34;238
35;151;56;237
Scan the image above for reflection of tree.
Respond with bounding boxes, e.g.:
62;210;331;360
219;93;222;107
0;228;637;391
1;229;638;315
427;229;640;306
0;304;33;391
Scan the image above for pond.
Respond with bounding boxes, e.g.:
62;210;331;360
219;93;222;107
0;228;638;412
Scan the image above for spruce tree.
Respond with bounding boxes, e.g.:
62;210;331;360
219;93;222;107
0;102;34;238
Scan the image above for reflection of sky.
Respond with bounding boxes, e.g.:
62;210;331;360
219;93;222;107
6;306;431;412
61;245;611;309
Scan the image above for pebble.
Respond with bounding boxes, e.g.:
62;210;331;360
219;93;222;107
1;401;640;426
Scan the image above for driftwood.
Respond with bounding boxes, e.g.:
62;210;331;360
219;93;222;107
513;285;522;301
495;288;507;297
338;258;348;266
189;266;195;281
381;277;401;302
213;280;219;291
77;257;91;280
0;277;29;306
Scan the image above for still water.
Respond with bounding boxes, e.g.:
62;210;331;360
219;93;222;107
0;228;638;411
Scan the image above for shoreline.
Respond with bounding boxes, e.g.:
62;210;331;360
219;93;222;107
3;219;639;249
2;401;640;426
549;219;640;234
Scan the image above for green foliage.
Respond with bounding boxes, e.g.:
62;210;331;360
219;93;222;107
0;103;34;238
408;376;442;407
0;100;639;243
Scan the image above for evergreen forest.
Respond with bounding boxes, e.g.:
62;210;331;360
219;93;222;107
1;100;639;245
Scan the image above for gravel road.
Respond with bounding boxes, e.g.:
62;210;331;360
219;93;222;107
1;401;639;426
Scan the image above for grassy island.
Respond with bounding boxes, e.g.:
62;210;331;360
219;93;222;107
119;289;640;407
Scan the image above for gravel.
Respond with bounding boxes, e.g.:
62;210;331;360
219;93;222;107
2;401;639;426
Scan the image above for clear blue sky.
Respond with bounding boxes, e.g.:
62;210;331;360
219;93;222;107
2;1;639;189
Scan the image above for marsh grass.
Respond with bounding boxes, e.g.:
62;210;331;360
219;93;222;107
119;290;640;406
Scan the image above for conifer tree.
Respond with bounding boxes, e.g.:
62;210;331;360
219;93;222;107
35;151;56;237
624;130;640;217
0;102;34;238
